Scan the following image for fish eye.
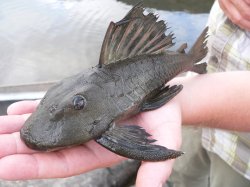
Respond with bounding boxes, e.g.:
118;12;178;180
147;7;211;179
72;95;86;110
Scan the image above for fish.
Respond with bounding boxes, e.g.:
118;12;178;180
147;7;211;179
20;3;208;161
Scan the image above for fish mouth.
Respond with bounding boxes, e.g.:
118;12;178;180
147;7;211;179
20;127;76;152
20;127;47;151
20;110;65;151
20;125;63;151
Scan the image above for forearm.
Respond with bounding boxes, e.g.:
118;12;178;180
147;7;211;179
175;71;250;131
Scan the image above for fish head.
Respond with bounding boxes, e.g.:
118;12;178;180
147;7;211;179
20;75;111;151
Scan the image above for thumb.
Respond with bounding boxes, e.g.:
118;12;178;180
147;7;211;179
135;101;182;187
136;160;175;187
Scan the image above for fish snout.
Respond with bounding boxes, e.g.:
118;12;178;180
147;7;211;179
20;115;58;151
20;126;47;151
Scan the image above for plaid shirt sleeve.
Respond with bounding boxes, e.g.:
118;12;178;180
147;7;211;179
201;0;250;180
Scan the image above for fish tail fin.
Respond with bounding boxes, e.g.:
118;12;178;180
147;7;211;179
188;27;208;74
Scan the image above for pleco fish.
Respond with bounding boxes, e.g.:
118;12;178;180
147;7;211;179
20;3;208;161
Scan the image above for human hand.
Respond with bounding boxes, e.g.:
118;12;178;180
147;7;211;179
0;99;182;187
218;0;250;30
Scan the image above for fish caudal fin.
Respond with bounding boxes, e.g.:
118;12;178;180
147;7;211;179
188;27;209;74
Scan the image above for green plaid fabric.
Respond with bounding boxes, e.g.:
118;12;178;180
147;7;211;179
202;1;250;180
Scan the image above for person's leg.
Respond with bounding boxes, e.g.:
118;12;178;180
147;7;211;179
209;152;250;187
169;127;210;187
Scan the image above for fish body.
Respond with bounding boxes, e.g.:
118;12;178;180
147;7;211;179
21;3;208;161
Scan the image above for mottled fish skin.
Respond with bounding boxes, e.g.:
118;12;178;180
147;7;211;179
101;53;195;119
20;3;208;161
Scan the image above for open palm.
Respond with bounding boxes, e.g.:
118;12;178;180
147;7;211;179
0;100;182;187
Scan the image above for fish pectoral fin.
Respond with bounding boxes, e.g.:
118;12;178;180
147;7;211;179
191;62;207;74
95;123;183;161
177;43;187;53
98;2;175;67
141;85;183;112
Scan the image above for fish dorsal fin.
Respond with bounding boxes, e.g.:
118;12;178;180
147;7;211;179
98;3;174;66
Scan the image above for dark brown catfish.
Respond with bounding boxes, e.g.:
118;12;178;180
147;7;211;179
20;3;208;161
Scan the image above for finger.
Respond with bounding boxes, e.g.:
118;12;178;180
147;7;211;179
136;160;174;187
219;0;250;30
135;120;180;187
244;0;250;5
225;3;250;31
135;103;182;187
231;0;250;20
7;100;40;115
0;132;37;158
231;0;250;30
135;121;180;187
0;141;124;180
239;19;250;31
219;0;241;23
0;114;30;134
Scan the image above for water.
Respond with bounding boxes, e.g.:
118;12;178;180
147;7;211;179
0;0;212;97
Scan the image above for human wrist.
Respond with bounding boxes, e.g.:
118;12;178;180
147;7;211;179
169;75;201;127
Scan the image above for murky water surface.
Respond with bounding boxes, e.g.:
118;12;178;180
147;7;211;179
0;0;213;96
